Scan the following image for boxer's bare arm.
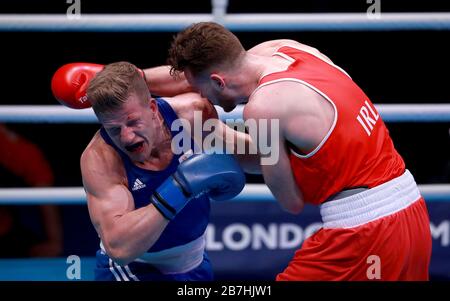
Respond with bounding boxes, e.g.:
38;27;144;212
244;101;304;212
81;133;169;266
261;135;304;214
168;93;261;174
243;81;335;213
248;39;333;64
143;65;194;97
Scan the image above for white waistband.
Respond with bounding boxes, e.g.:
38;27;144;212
100;233;205;274
320;170;421;229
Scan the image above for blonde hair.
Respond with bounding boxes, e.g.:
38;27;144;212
87;61;148;116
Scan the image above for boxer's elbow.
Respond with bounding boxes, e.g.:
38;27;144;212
281;184;304;214
105;245;135;266
103;236;136;266
281;199;304;214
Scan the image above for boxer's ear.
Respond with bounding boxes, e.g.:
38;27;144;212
210;74;225;91
149;97;157;112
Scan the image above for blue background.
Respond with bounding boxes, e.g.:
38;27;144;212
0;199;448;281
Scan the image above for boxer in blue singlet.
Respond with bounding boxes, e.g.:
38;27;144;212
79;62;247;281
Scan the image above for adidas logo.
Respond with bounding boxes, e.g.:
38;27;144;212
132;178;146;191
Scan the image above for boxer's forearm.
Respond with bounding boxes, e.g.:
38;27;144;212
227;126;261;174
143;65;194;97
208;120;262;173
101;204;169;266
260;149;304;214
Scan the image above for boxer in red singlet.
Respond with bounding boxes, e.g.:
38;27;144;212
167;22;432;280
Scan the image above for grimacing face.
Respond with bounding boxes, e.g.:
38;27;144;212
99;94;159;163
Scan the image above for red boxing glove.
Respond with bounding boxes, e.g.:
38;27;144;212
51;63;147;109
51;63;104;109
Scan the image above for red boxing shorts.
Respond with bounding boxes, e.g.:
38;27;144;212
276;170;432;281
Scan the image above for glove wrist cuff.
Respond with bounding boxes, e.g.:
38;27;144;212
150;176;190;220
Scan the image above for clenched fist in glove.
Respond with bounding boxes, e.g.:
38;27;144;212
151;153;246;220
51;63;145;109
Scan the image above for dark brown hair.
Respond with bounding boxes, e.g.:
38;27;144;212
87;61;148;116
167;22;245;77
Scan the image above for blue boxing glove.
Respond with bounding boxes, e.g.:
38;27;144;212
150;154;246;220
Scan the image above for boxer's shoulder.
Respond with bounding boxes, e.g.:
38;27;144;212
81;131;126;184
248;39;333;64
248;39;300;56
246;81;322;120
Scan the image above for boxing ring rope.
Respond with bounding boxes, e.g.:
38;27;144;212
1;13;450;32
1;104;450;123
0;184;449;205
